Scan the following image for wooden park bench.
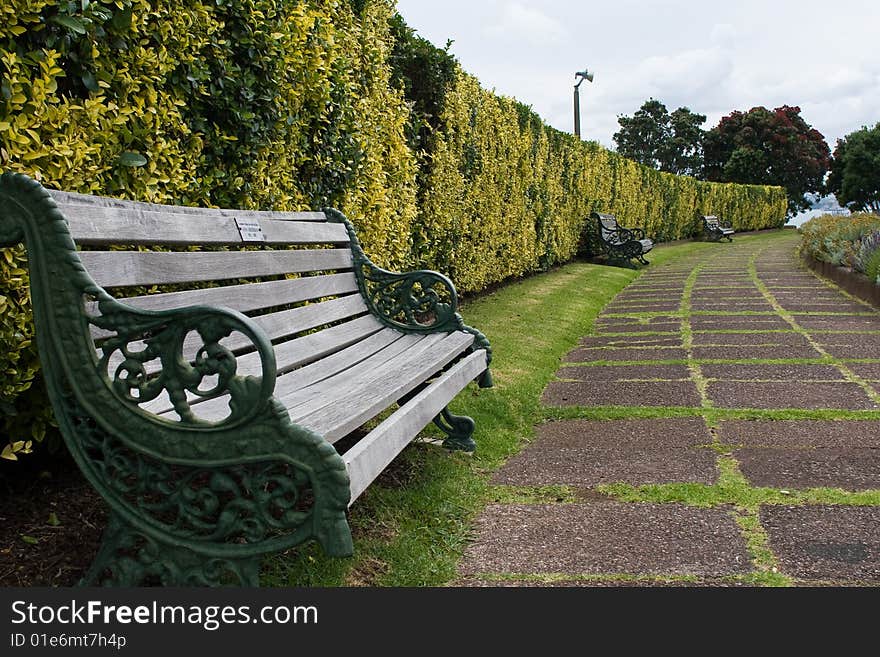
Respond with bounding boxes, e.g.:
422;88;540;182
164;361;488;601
701;215;735;242
0;172;492;586
589;212;653;266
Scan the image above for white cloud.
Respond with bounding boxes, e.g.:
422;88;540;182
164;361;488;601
483;3;569;45
709;23;738;44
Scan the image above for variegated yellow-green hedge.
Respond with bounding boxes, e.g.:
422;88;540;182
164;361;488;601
418;71;788;291
0;0;418;455
0;1;786;455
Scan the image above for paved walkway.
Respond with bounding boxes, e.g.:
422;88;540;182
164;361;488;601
458;231;880;586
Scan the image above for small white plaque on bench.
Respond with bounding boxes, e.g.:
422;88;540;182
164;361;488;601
235;217;266;243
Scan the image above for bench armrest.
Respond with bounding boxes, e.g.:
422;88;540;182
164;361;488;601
91;299;277;428
325;207;493;387
323;207;461;332
613;227;643;243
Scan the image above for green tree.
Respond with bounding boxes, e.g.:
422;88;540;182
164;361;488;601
703;105;830;214
613;99;706;177
826;123;880;213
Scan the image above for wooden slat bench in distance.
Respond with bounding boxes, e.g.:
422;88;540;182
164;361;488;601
701;214;735;242
589;211;654;266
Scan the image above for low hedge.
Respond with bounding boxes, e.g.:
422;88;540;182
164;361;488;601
798;213;880;277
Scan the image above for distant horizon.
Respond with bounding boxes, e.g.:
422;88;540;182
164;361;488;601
786;195;851;227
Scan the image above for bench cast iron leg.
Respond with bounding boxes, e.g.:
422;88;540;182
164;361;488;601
81;513;260;587
433;407;477;452
398;386;477;452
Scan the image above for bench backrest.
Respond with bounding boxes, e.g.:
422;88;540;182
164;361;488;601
593;212;622;244
703;215;720;228
49;190;379;389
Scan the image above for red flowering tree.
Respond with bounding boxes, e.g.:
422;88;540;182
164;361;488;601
703;105;830;214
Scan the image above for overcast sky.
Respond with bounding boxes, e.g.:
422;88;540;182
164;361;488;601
394;0;880;151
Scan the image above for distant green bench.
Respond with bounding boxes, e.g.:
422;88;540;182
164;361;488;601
589;212;653;266
0;172;492;586
701;215;735;242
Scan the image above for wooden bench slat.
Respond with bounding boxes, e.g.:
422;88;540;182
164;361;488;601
62;204;351;246
106;273;359;315
250;294;368;345
173;327;408;421
168;294;368;362
80;248;354;288
109;294;370;385
278;332;437;415
293;331;476;442
49;189;329;221
344;350;488;505
272;328;407;395
257;314;385;377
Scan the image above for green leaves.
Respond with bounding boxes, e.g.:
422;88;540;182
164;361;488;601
50;15;87;34
613;98;706;177
827;123;880;213
119;151;147;167
704;105;831;214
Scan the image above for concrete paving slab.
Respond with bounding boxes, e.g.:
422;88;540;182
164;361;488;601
543;380;701;407
848;363;880;380
691;303;775;312
785;303;873;313
822;344;880;359
594;322;682;334
691;332;810;347
761;506;880;582
557;364;692;381
691;292;766;299
796;316;880;330
718;419;880;448
813;334;880;346
579;336;683;348
737;448;880;490
458;503;752;577
707;381;876;410
603;304;683;313
492;418;716;486
701;364;844;381
691;345;823;360
690;316;790;330
564;347;688;362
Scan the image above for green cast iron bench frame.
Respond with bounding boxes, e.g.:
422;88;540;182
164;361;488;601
701;215;734;242
0;172;492;586
590;212;653;266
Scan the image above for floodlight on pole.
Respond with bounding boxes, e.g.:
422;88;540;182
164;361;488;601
573;69;594;139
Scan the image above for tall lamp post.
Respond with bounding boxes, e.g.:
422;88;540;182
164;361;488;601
573;68;594;139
